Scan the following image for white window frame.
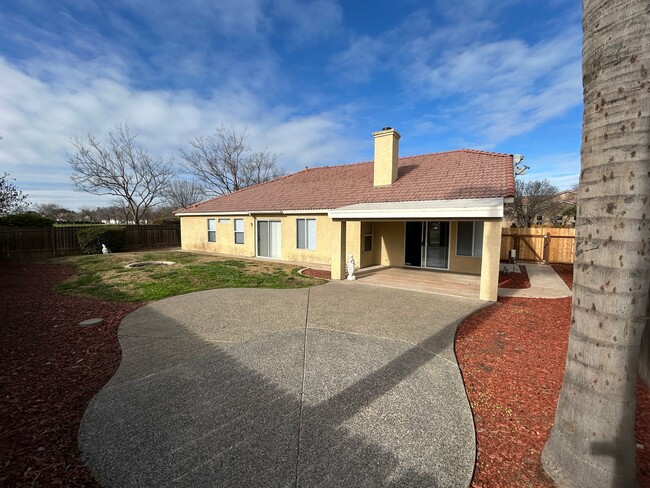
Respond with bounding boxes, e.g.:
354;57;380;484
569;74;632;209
363;222;373;253
296;218;316;250
456;221;483;257
207;218;216;243
234;218;244;245
218;218;231;224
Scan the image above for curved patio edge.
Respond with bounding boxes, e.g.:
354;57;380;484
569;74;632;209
79;282;483;487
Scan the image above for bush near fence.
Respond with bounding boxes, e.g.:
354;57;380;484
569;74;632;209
501;226;575;264
0;224;180;258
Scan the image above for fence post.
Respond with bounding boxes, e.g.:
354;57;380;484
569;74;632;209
51;227;56;256
543;232;551;264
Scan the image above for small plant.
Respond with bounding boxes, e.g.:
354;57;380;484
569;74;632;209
77;225;126;254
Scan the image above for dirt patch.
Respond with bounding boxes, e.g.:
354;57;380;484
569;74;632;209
456;292;650;487
498;265;531;289
301;268;331;280
0;262;142;487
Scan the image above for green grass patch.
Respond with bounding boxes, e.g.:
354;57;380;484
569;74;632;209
52;251;325;302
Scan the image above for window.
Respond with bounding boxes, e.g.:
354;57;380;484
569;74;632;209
456;221;483;257
207;218;216;242
234;219;244;244
535;215;543;225
363;222;373;252
296;218;316;250
218;218;231;224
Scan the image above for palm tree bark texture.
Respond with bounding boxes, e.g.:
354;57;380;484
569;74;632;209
542;1;649;487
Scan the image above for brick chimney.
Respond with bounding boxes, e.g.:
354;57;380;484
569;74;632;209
373;127;400;186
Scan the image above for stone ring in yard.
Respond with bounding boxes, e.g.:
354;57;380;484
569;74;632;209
124;261;176;268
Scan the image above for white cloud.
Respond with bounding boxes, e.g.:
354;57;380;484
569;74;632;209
330;5;582;149
0;54;354;210
519;152;580;190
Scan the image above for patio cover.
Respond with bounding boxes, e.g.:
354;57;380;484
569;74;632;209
328;197;506;220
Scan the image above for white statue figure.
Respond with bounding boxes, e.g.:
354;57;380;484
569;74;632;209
102;243;111;254
346;254;356;280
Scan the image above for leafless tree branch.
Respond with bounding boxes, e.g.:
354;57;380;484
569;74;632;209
68;123;176;224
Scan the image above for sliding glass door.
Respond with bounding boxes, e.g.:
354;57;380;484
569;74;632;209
404;221;449;270
425;221;449;269
257;220;281;258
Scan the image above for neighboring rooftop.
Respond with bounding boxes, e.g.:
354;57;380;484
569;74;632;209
176;149;515;214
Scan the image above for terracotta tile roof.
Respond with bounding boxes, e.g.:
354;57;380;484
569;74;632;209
177;149;516;214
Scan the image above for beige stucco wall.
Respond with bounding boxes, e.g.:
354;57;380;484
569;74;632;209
449;221;482;275
373;222;405;267
479;220;503;301
180;215;256;257
180;214;362;267
181;215;500;296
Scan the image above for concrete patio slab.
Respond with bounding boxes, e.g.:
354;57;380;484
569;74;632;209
79;282;485;488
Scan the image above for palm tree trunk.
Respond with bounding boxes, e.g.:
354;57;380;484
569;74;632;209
541;0;649;486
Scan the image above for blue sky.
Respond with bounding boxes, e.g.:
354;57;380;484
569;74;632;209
0;0;582;210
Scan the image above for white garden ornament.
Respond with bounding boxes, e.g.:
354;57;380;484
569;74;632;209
346;255;356;280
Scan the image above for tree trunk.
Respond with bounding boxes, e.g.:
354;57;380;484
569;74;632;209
541;1;649;486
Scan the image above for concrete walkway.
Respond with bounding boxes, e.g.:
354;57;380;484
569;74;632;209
79;282;485;488
498;263;572;298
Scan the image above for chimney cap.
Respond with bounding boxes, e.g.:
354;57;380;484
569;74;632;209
381;127;393;131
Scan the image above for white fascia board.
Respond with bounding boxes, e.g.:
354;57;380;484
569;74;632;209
176;209;330;217
282;209;330;215
175;211;250;217
328;198;505;220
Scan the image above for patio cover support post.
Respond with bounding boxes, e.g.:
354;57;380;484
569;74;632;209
479;220;502;301
331;221;347;280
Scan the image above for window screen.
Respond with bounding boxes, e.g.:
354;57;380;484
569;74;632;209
457;221;483;257
297;219;316;250
234;219;244;244
363;222;373;252
207;219;216;242
456;222;473;256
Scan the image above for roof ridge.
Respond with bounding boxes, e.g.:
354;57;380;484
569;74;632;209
292;148;511;172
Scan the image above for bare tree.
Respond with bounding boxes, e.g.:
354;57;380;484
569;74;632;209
164;179;205;209
180;125;284;196
68;123;176;224
505;178;559;227
35;203;77;222
0;173;29;216
78;206;100;223
542;0;649;486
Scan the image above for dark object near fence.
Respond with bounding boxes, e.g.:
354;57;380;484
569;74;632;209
0;224;181;258
77;226;126;254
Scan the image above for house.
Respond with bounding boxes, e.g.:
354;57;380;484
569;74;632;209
176;128;516;301
534;190;577;227
503;189;577;228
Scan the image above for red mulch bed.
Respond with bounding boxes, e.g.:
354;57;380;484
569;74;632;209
498;265;531;289
301;268;331;280
0;262;142;487
2;261;648;486
456;264;650;487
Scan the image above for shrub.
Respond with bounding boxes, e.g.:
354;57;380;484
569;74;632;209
77;225;126;254
0;212;55;227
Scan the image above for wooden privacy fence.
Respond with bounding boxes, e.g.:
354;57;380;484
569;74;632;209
501;227;576;264
0;225;181;258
